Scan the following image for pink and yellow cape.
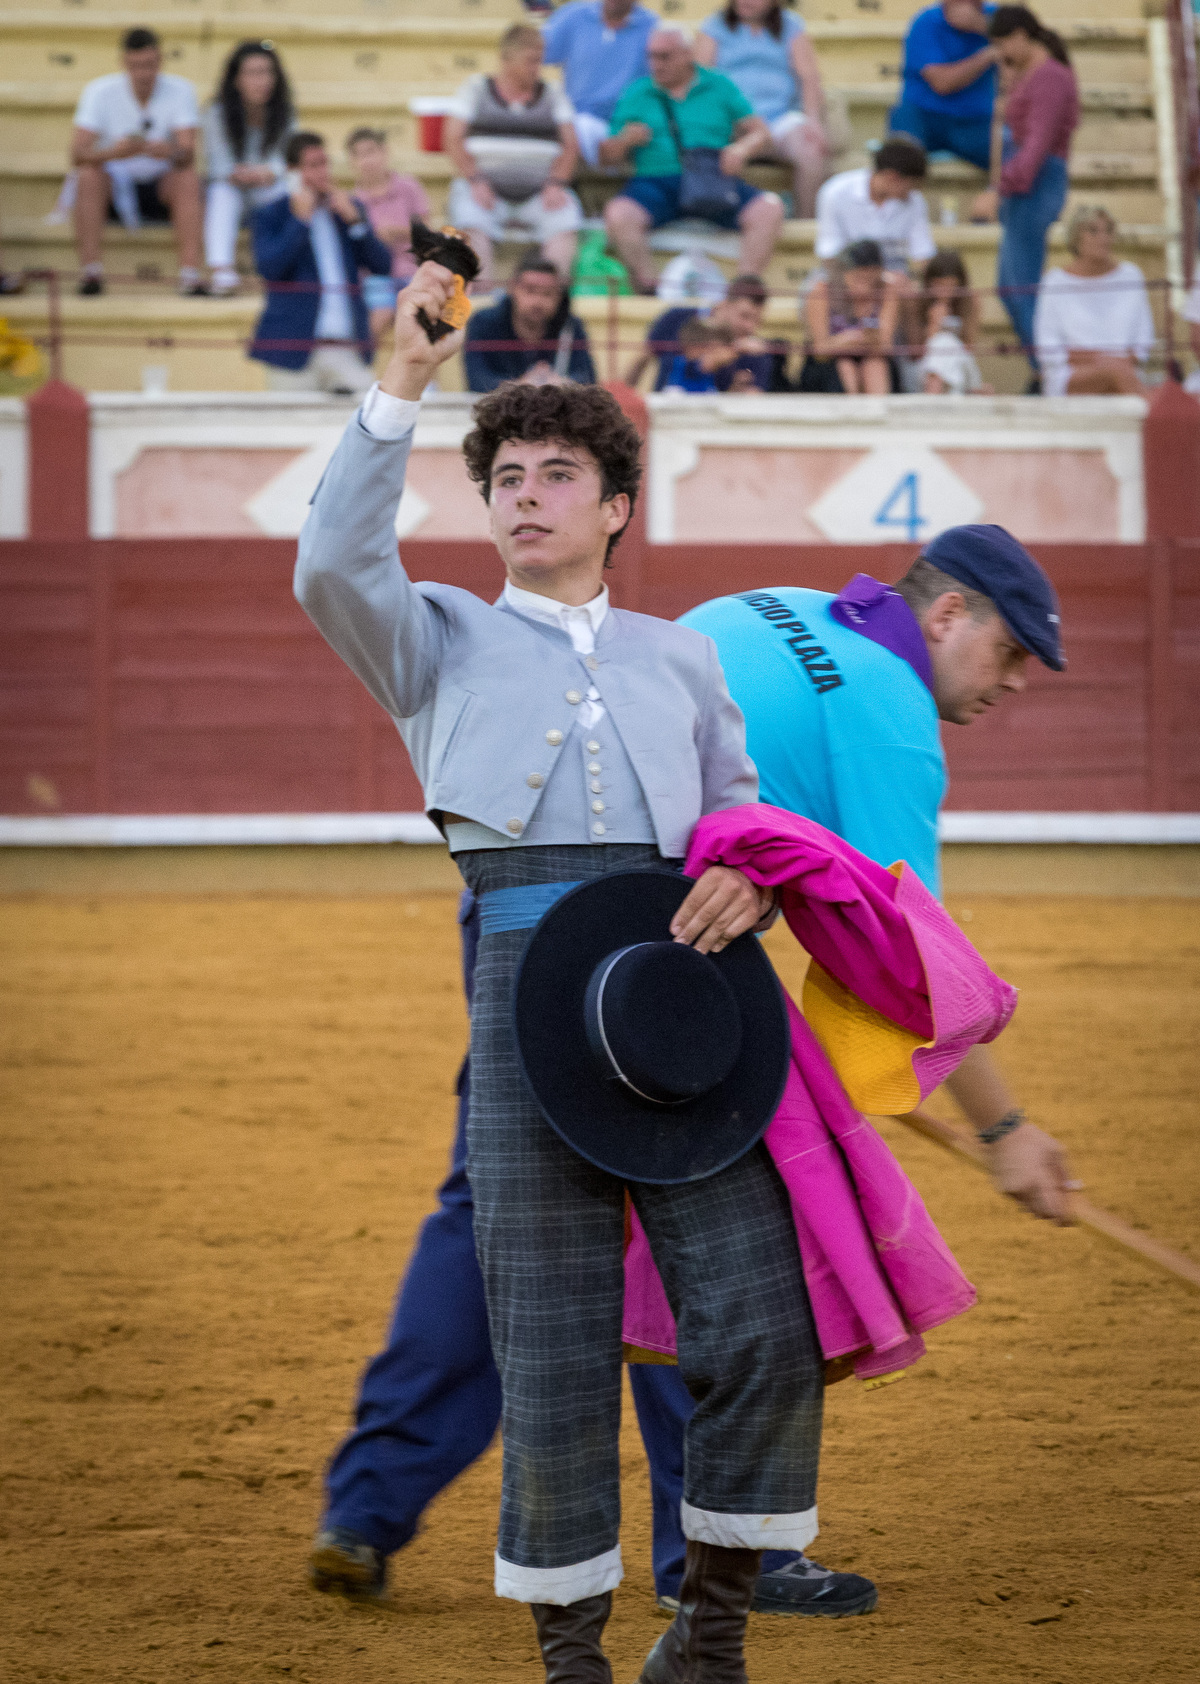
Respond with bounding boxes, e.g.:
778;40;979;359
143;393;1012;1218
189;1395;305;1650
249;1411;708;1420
622;805;1018;1384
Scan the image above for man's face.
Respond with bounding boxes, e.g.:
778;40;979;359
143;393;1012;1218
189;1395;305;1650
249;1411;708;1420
942;0;989;34
926;598;1030;725
124;46;161;98
487;439;628;584
870;168;914;204
713;296;763;337
647;33;693;90
510;270;563;330
297;146;334;196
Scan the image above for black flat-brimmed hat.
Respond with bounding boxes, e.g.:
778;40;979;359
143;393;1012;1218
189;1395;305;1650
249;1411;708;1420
514;870;790;1185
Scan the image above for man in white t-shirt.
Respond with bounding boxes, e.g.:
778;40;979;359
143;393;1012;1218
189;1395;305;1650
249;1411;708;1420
442;23;583;288
70;27;204;296
815;136;936;274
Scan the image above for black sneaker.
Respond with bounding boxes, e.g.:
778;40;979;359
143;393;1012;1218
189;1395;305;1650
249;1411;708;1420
309;1526;387;1600
77;274;104;297
750;1553;878;1618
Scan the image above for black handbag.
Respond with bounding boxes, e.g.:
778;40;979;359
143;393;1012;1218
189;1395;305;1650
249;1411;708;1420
655;90;745;223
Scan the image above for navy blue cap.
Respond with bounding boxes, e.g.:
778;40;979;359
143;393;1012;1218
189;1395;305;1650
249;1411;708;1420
923;524;1066;671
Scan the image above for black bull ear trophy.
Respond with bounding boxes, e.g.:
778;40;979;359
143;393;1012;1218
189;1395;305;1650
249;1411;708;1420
409;220;481;342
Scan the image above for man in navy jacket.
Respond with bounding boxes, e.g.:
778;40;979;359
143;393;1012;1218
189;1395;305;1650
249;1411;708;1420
465;254;596;392
250;130;392;394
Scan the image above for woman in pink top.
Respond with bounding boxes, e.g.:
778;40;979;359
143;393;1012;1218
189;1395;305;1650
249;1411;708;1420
345;126;431;340
984;6;1079;384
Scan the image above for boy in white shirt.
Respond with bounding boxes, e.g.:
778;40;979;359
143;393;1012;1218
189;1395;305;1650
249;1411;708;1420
815;136;936;274
70;27;204;296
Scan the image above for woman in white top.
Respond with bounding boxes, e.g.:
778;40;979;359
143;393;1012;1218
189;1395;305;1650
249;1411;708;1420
1033;205;1155;396
203;40;295;296
695;0;830;217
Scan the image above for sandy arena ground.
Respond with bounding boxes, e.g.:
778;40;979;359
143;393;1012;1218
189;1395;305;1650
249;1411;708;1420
2;883;1198;1684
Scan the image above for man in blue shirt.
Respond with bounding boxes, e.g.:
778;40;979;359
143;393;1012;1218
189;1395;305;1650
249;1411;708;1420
542;0;659;167
890;0;998;173
464;255;596;392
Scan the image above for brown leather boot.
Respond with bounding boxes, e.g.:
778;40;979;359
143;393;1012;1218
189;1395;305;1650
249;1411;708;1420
531;1592;614;1683
637;1542;762;1683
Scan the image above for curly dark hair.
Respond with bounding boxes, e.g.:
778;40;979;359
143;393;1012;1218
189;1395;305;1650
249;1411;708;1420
462;383;643;565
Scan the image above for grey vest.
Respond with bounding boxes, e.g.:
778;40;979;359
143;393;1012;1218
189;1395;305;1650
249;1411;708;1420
468;78;561;202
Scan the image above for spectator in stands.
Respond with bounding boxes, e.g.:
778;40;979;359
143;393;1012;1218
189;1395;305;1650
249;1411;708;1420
248;131;392;394
815;137;936;273
203;41;294;297
345;127;431;343
978;5;1079;382
915;248;992;392
542;0;658;168
601;25;784;295
661;317;750;391
800;237;901;393
443;24;583;287
71;27;204;297
1182;273;1200;394
695;0;831;218
464;253;596;391
625;272;782;390
1033;205;1154;395
889;0;998;173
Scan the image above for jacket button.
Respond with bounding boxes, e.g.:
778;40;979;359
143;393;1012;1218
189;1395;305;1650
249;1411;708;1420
590;780;603;794
506;817;524;835
588;761;602;774
565;689;582;705
591;800;605;814
527;773;545;789
546;729;563;746
592;821;606;836
585;656;599;671
586;739;600;753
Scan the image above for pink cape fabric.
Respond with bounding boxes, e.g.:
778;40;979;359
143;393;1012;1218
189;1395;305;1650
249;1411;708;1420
622;805;1019;1380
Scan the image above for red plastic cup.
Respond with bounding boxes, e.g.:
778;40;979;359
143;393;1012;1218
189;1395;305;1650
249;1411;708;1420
418;112;445;152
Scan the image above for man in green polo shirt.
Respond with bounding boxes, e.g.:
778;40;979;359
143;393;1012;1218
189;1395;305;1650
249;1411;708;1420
600;23;784;293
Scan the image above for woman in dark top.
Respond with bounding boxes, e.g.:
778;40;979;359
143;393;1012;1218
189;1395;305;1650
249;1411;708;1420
984;5;1079;381
800;238;901;393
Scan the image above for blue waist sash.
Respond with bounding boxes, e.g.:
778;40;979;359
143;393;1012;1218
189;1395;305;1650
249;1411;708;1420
477;881;584;935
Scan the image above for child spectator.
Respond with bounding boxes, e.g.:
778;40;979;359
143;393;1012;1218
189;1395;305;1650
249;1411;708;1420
1034;205;1154;396
625;272;782;391
345;127;431;342
800;237;901;393
815;137;936;273
662;317;743;391
203;41;294;297
71;28;204;296
915;249;991;393
443;24;583;286
695;0;831;218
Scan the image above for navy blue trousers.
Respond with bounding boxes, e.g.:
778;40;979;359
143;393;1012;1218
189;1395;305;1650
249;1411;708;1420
323;893;799;1597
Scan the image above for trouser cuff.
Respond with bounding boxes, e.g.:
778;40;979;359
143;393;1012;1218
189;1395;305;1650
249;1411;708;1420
494;1544;623;1606
680;1500;818;1552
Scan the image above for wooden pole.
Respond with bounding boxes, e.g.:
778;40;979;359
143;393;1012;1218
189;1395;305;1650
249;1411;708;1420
889;1107;1200;1293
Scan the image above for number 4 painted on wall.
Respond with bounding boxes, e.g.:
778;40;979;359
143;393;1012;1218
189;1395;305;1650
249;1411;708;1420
873;472;927;542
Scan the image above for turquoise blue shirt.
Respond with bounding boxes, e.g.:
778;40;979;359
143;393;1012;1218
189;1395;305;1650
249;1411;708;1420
610;66;754;177
680;587;946;895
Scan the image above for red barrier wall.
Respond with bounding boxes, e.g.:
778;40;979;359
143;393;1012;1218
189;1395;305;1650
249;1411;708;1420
2;537;1197;816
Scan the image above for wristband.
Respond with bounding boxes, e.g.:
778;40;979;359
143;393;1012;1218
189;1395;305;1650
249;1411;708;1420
976;1106;1025;1145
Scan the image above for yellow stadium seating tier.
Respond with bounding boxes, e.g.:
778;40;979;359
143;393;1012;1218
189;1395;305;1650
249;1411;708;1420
0;3;1179;394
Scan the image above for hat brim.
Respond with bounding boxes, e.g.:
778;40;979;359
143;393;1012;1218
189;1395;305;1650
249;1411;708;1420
514;870;790;1185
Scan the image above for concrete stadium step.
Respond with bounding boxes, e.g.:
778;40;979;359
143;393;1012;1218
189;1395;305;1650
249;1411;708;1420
0;12;1156;90
4;219;1168;396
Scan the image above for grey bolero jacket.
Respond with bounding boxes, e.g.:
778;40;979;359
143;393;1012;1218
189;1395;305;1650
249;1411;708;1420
294;416;757;857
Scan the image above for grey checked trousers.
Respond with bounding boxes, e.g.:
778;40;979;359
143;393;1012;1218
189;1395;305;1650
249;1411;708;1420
456;844;824;1592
